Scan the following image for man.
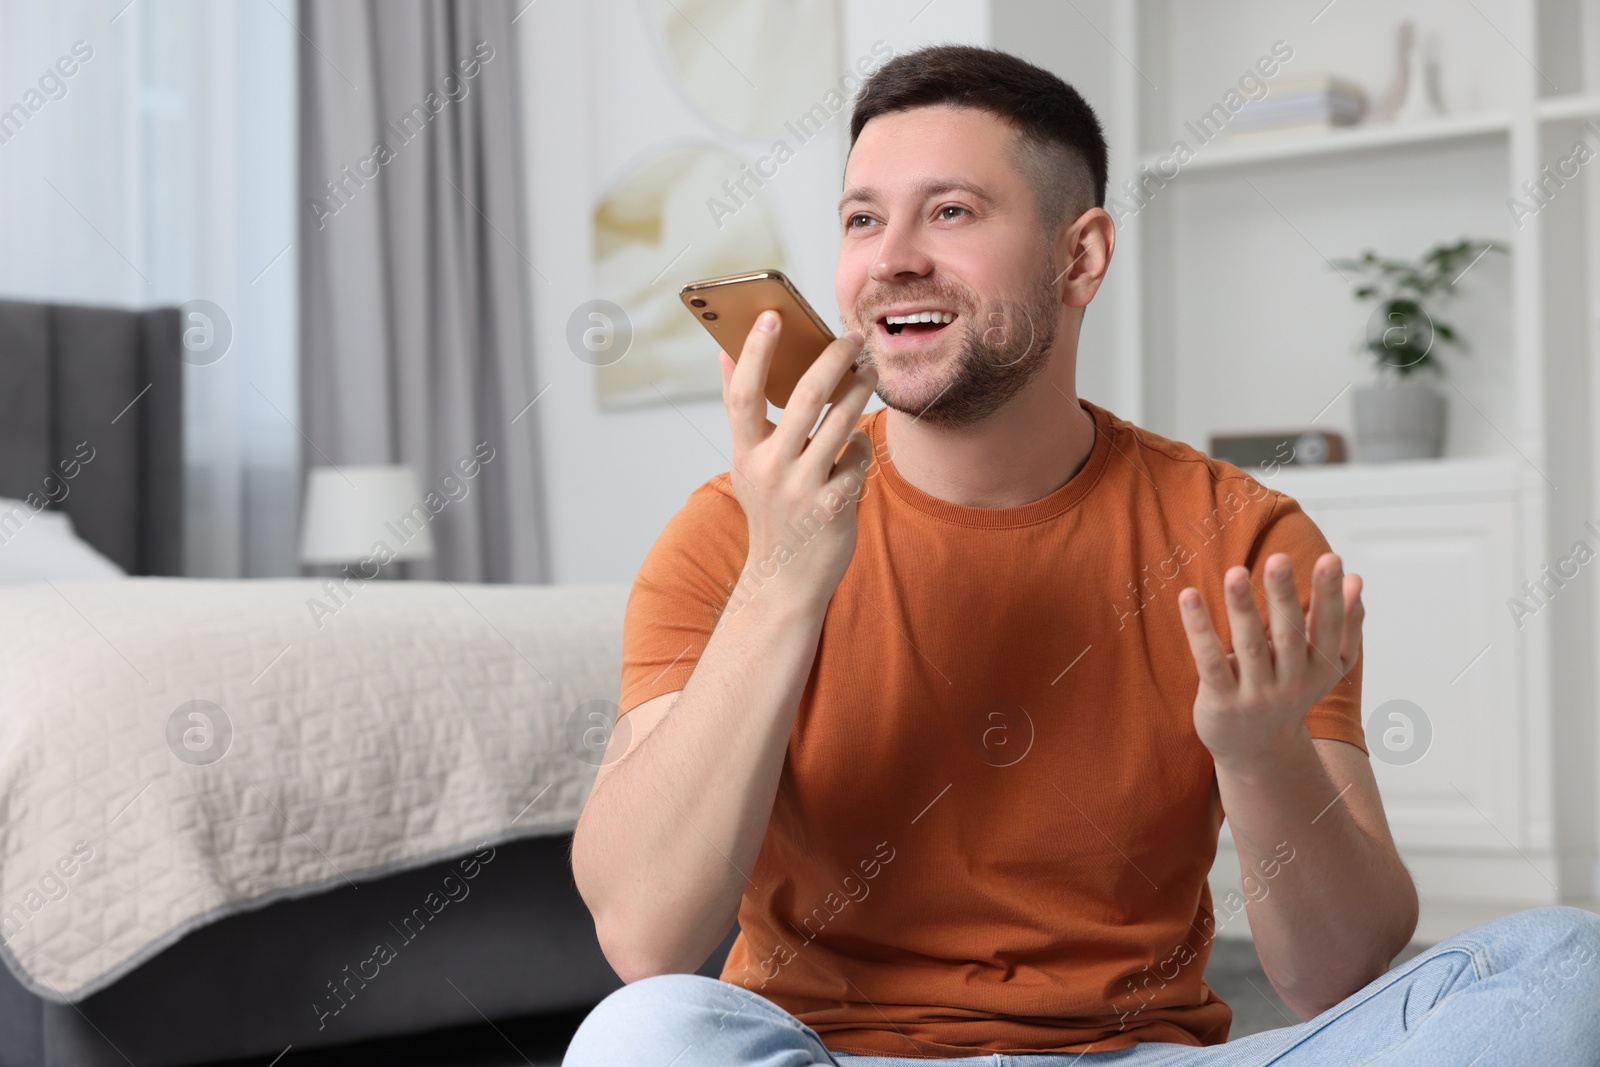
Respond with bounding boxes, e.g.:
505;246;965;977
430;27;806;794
566;45;1600;1064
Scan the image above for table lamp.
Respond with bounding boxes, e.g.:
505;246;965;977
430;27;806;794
298;465;435;577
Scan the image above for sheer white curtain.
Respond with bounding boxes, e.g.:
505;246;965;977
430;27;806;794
0;0;299;576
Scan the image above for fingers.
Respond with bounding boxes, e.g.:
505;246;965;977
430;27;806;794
823;425;875;500
1222;565;1275;691
1179;587;1239;696
1339;573;1364;675
725;311;782;449
1261;552;1309;684
1305;553;1348;682
770;330;865;457
803;357;878;476
719;349;739;423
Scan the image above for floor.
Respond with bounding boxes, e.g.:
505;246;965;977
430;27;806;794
211;1004;589;1067
214;937;1433;1066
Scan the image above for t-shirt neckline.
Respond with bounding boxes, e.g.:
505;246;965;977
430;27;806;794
867;398;1114;529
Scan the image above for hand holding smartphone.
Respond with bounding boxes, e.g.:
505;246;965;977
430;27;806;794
680;270;860;408
684;268;878;611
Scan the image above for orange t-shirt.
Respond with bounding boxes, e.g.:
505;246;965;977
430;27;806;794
617;398;1366;1058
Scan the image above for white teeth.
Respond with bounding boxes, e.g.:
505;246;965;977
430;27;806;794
884;311;954;325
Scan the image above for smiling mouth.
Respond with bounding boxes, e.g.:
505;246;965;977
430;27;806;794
881;311;958;337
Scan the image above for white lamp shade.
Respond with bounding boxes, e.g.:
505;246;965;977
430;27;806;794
298;465;436;565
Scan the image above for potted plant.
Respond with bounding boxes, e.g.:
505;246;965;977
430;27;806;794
1331;238;1507;461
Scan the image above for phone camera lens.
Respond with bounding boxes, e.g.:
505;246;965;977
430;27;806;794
701;311;718;321
689;298;708;308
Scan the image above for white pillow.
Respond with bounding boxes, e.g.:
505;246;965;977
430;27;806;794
0;497;128;583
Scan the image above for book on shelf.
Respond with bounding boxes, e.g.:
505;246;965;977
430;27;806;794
1227;117;1362;141
1230;75;1367;138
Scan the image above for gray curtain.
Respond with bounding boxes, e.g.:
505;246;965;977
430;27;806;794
297;0;548;582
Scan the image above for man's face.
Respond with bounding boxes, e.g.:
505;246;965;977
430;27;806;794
836;104;1062;428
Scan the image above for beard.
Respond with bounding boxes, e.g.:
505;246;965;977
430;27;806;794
853;251;1061;430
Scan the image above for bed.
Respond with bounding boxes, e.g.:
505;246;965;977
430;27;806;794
0;299;729;1066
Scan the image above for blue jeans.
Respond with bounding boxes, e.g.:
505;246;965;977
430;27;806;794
562;906;1600;1065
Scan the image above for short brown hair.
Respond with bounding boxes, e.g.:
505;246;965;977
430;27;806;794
848;45;1107;236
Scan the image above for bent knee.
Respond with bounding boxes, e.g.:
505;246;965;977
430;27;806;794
1515;906;1600;953
586;972;730;1022
1471;905;1600;980
564;974;807;1066
564;975;720;1065
1535;906;1600;972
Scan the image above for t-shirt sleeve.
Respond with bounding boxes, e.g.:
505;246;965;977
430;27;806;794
1244;490;1368;755
617;478;749;718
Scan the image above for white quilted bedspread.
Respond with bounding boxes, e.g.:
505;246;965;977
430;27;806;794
0;578;628;1001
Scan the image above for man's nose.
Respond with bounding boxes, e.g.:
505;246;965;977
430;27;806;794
870;220;934;283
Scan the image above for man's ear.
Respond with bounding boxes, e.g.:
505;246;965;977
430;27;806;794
1054;207;1116;309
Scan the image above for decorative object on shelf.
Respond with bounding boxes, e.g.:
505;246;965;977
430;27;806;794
1231;74;1366;139
1331;239;1508;462
1369;20;1444;124
1209;431;1347;469
1347;379;1446;462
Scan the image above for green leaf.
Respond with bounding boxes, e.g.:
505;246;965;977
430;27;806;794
1338;237;1508;373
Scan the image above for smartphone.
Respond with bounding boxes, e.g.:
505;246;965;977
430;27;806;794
680;269;859;408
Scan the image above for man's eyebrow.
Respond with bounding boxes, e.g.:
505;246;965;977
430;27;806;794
837;179;998;217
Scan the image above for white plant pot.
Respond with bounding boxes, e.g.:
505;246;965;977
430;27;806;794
1352;379;1446;461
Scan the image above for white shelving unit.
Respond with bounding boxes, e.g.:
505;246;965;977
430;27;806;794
997;0;1600;924
1535;92;1600;121
1138;109;1513;173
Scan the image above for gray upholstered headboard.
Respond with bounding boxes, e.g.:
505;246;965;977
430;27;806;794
0;300;184;576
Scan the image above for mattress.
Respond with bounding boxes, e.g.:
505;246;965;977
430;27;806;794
0;578;627;1002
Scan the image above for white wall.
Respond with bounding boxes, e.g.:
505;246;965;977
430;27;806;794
990;0;1121;411
521;0;990;585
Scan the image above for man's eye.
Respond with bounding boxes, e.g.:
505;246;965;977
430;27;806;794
938;205;970;221
846;213;874;229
